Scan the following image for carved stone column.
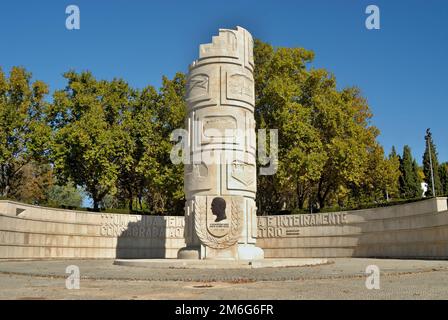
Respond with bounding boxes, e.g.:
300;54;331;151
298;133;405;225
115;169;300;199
178;26;264;260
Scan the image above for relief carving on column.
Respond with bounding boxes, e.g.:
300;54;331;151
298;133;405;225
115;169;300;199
194;196;243;249
180;26;263;260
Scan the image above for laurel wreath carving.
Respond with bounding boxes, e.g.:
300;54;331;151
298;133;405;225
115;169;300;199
194;198;243;249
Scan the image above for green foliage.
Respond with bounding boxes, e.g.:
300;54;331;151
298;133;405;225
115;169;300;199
49;71;134;210
143;73;186;215
115;84;160;211
0;67;50;197
439;162;448;195
385;147;401;198
8;161;53;205
47;70;186;214
398;145;422;198
253;40;400;212
423;129;442;196
47;183;83;208
2;39;443;214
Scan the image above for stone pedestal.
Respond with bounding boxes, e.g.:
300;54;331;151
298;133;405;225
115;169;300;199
178;26;264;260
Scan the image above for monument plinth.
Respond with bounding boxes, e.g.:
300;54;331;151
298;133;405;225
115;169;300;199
178;26;264;260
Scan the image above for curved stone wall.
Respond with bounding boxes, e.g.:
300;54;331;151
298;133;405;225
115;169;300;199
0;201;185;259
0;197;447;260
257;197;448;259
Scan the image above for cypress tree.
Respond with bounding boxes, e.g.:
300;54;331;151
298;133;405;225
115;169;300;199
423;129;442;196
439;162;448;196
399;145;421;198
389;146;397;159
412;159;423;196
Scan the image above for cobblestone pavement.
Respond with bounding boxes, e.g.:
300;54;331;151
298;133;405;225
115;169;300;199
0;258;447;299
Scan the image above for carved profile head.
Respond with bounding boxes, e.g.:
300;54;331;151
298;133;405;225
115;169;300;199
211;197;227;222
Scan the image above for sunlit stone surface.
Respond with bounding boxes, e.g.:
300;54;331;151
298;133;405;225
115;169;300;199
179;26;264;260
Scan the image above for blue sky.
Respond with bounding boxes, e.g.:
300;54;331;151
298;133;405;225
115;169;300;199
1;0;447;165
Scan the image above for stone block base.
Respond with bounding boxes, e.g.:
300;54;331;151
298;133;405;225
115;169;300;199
201;245;238;260
177;247;200;259
178;244;264;260
238;244;264;260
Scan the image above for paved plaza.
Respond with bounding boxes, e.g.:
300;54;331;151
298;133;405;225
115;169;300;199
1;258;448;299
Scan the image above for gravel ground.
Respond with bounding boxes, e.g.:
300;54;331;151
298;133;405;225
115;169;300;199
0;258;447;299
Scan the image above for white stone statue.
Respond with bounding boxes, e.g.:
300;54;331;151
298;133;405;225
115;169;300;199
178;26;264;260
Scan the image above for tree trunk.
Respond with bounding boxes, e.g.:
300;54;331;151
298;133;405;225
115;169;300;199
296;182;305;209
93;199;99;211
92;188;100;212
317;180;331;209
1;185;10;198
128;187;133;212
138;195;143;211
1;166;10;197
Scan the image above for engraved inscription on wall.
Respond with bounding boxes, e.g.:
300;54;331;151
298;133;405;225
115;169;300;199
257;213;348;238
100;212;348;239
100;214;185;239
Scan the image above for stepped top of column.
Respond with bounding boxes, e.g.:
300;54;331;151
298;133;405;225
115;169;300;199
189;26;254;72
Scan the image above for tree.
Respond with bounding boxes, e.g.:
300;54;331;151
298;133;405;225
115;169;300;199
253;39;388;211
116;73;186;214
412;160;423;196
423;129;442;197
47;183;83;208
439;162;448;196
144;73;186;215
313;86;379;209
254;40;325;212
0;67;50;197
116;84;159;211
357;145;400;203
49;71;133;210
385;146;401;199
390;146;398;158
8;161;53;204
398;145;421;198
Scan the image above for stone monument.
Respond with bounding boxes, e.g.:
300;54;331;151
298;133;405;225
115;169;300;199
178;26;264;260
